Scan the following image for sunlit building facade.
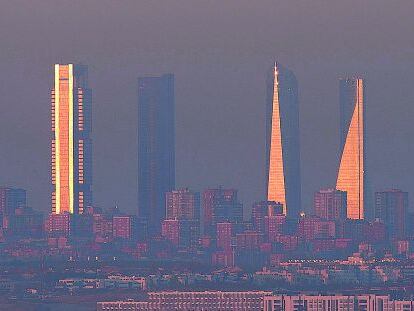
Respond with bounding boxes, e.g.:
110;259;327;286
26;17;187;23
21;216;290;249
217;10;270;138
265;63;301;217
138;74;175;235
336;78;366;219
51;64;92;215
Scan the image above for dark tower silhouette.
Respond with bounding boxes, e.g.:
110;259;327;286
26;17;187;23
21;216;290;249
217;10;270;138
138;74;175;235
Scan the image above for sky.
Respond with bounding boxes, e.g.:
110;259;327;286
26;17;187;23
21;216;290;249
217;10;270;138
0;0;414;215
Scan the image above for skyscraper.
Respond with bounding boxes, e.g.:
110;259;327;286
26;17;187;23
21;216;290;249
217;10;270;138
336;78;366;220
51;64;92;215
138;74;175;235
265;63;301;218
375;189;408;239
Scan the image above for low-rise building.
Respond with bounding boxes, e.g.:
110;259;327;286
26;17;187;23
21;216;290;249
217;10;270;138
98;291;272;310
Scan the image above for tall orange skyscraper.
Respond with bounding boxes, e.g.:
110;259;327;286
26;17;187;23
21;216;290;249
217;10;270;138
336;78;366;219
265;63;301;218
51;64;92;215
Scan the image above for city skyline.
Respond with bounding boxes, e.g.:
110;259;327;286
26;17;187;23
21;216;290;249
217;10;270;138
1;1;414;217
1;2;414;309
3;62;410;218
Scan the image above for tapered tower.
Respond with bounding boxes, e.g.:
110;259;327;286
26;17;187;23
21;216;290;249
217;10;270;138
265;63;301;218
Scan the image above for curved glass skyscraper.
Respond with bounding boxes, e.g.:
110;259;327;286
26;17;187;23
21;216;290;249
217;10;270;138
336;78;366;219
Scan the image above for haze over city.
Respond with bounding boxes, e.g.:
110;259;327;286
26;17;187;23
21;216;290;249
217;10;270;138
2;2;414;310
1;0;414;216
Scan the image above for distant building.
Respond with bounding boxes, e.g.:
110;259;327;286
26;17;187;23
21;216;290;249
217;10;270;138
165;188;200;220
161;219;179;246
98;291;272;311
264;294;413;311
46;213;72;237
51;64;92;215
314;188;347;220
236;231;264;251
0;187;26;217
298;216;336;241
161;219;199;249
58;275;146;291
138;74;175;236
265;63;301;218
112;215;145;241
264;214;286;242
113;215;134;240
375;189;408;239
8;207;43;238
202;187;243;236
251;201;284;233
216;222;232;252
214;222;234;267
92;208;113;241
335;219;385;243
179;219;200;249
336;78;367;220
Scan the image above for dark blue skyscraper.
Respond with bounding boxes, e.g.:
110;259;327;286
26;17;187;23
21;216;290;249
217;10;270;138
138;74;175;235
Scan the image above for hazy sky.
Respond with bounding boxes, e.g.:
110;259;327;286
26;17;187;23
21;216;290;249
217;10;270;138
1;0;414;215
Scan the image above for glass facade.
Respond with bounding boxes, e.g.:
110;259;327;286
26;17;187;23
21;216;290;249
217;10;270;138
138;74;175;235
336;78;365;219
51;64;92;215
265;63;301;218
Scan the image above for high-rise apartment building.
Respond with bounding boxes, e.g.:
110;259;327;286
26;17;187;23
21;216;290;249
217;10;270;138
314;188;347;221
336;78;366;220
375;189;408;239
297;215;336;241
0;187;27;231
138;74;175;235
216;222;233;252
51;64;92;215
46;213;72;237
161;219;200;249
202;187;243;236
0;187;26;216
265;63;301;218
165;188;200;220
251;201;283;233
8;207;44;238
